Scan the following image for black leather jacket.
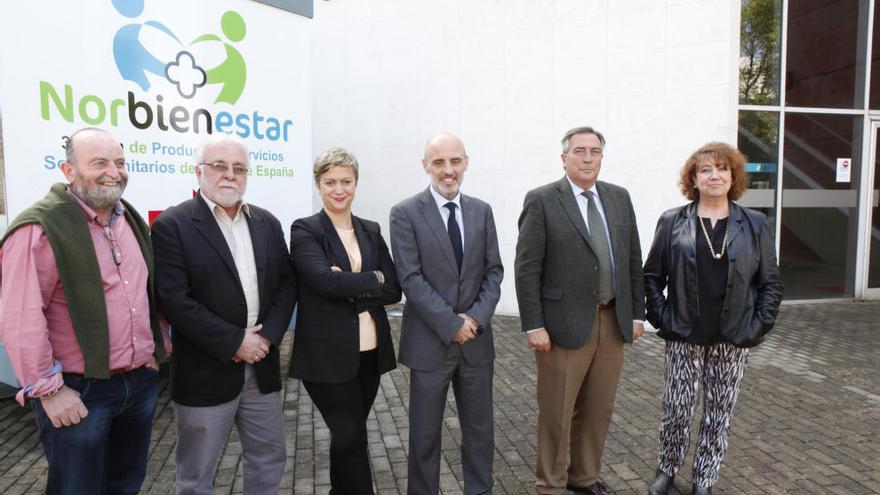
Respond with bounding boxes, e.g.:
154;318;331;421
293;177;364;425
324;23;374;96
643;201;783;347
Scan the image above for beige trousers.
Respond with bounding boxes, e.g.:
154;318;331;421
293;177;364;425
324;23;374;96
535;307;624;494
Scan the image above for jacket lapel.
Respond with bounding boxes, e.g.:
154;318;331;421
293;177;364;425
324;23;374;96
554;177;599;254
246;209;268;306
352;216;375;271
595;182;623;262
319;210;352;271
460;194;477;276
417;187;459;274
726;202;745;246
193;194;243;291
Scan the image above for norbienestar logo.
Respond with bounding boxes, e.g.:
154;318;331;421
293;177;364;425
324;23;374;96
38;0;294;142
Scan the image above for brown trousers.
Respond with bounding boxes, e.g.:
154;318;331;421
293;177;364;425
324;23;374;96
535;308;624;494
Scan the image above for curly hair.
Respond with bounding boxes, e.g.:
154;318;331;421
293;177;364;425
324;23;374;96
679;142;749;201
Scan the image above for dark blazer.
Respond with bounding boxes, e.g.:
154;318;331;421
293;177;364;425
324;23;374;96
643;201;783;347
515;177;646;348
151;194;296;407
288;211;401;382
390;188;504;371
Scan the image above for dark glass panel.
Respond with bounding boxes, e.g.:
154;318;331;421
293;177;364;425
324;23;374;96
869;128;880;287
870;0;880;109
737;110;779;224
780;113;862;298
785;0;868;109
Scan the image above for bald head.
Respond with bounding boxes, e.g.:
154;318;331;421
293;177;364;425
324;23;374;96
64;127;119;166
423;132;467;161
422;132;469;200
60;127;128;215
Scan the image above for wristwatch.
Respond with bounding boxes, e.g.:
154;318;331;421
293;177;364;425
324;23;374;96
373;270;385;286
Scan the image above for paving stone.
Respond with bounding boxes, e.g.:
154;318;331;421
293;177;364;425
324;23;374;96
0;302;878;493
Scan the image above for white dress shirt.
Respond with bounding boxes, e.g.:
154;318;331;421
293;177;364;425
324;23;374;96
201;192;260;327
429;186;464;251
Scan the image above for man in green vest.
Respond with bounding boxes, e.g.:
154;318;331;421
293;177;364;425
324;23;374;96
0;127;168;494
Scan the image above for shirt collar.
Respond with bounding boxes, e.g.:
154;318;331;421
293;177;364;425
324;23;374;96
200;190;250;220
566;176;599;198
67;188;124;225
429;185;461;211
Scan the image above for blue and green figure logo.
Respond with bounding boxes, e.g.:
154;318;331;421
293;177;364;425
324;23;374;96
111;0;247;104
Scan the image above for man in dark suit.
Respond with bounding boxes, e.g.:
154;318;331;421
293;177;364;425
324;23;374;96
151;135;296;495
390;133;504;495
514;127;645;495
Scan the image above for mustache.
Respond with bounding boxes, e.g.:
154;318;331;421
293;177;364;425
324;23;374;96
97;174;126;187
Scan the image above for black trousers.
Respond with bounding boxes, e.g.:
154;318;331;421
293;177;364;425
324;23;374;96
303;349;380;495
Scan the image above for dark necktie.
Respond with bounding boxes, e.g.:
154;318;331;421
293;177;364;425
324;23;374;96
582;191;614;303
444;202;463;272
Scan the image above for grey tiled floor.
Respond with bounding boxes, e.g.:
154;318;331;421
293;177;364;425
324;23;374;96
1;301;878;494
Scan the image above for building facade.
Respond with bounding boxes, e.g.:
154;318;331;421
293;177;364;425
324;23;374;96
308;0;880;311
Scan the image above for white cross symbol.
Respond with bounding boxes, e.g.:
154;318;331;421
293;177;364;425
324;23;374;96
165;51;207;99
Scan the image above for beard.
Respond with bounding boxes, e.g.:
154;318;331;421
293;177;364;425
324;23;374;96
431;176;462;200
70;172;127;212
199;175;244;208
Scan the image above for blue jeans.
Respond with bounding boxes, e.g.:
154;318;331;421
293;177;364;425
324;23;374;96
32;367;159;495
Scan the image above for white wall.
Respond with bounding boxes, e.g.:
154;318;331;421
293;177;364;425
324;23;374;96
310;0;741;315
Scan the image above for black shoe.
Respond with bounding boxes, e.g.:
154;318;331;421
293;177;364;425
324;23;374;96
566;481;614;494
647;470;674;495
588;481;615;495
692;484;712;495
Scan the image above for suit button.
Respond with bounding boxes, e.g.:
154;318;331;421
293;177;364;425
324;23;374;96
593;265;598;271
592;290;598;296
730;257;736;262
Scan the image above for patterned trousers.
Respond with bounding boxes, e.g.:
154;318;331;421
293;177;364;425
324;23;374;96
656;340;749;487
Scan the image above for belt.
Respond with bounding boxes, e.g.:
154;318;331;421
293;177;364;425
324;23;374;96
596;298;615;310
63;366;141;378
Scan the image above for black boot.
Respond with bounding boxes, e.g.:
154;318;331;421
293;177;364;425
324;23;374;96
692;484;712;495
647;470;673;495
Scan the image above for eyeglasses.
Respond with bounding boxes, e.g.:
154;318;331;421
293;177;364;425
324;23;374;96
200;161;249;176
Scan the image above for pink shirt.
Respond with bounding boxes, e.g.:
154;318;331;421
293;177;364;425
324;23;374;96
0;193;169;405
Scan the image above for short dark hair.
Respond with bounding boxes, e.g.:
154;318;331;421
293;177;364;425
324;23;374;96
561;126;606;153
679;142;749;201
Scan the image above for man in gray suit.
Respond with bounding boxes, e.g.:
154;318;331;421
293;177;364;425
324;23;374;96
390;132;504;495
514;127;645;495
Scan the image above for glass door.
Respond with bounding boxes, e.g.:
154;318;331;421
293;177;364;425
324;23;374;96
779;114;863;299
863;121;880;299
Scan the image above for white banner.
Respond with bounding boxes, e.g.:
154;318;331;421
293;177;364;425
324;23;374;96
0;0;312;232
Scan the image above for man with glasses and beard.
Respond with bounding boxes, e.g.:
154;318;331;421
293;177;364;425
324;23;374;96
151;134;296;495
0;127;170;494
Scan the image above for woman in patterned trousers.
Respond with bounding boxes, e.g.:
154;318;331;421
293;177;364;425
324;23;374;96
642;142;783;495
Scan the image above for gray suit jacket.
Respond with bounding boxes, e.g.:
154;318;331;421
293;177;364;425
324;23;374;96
514;178;645;348
390;188;504;371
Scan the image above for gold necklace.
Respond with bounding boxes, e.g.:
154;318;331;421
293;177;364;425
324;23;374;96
698;215;728;260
